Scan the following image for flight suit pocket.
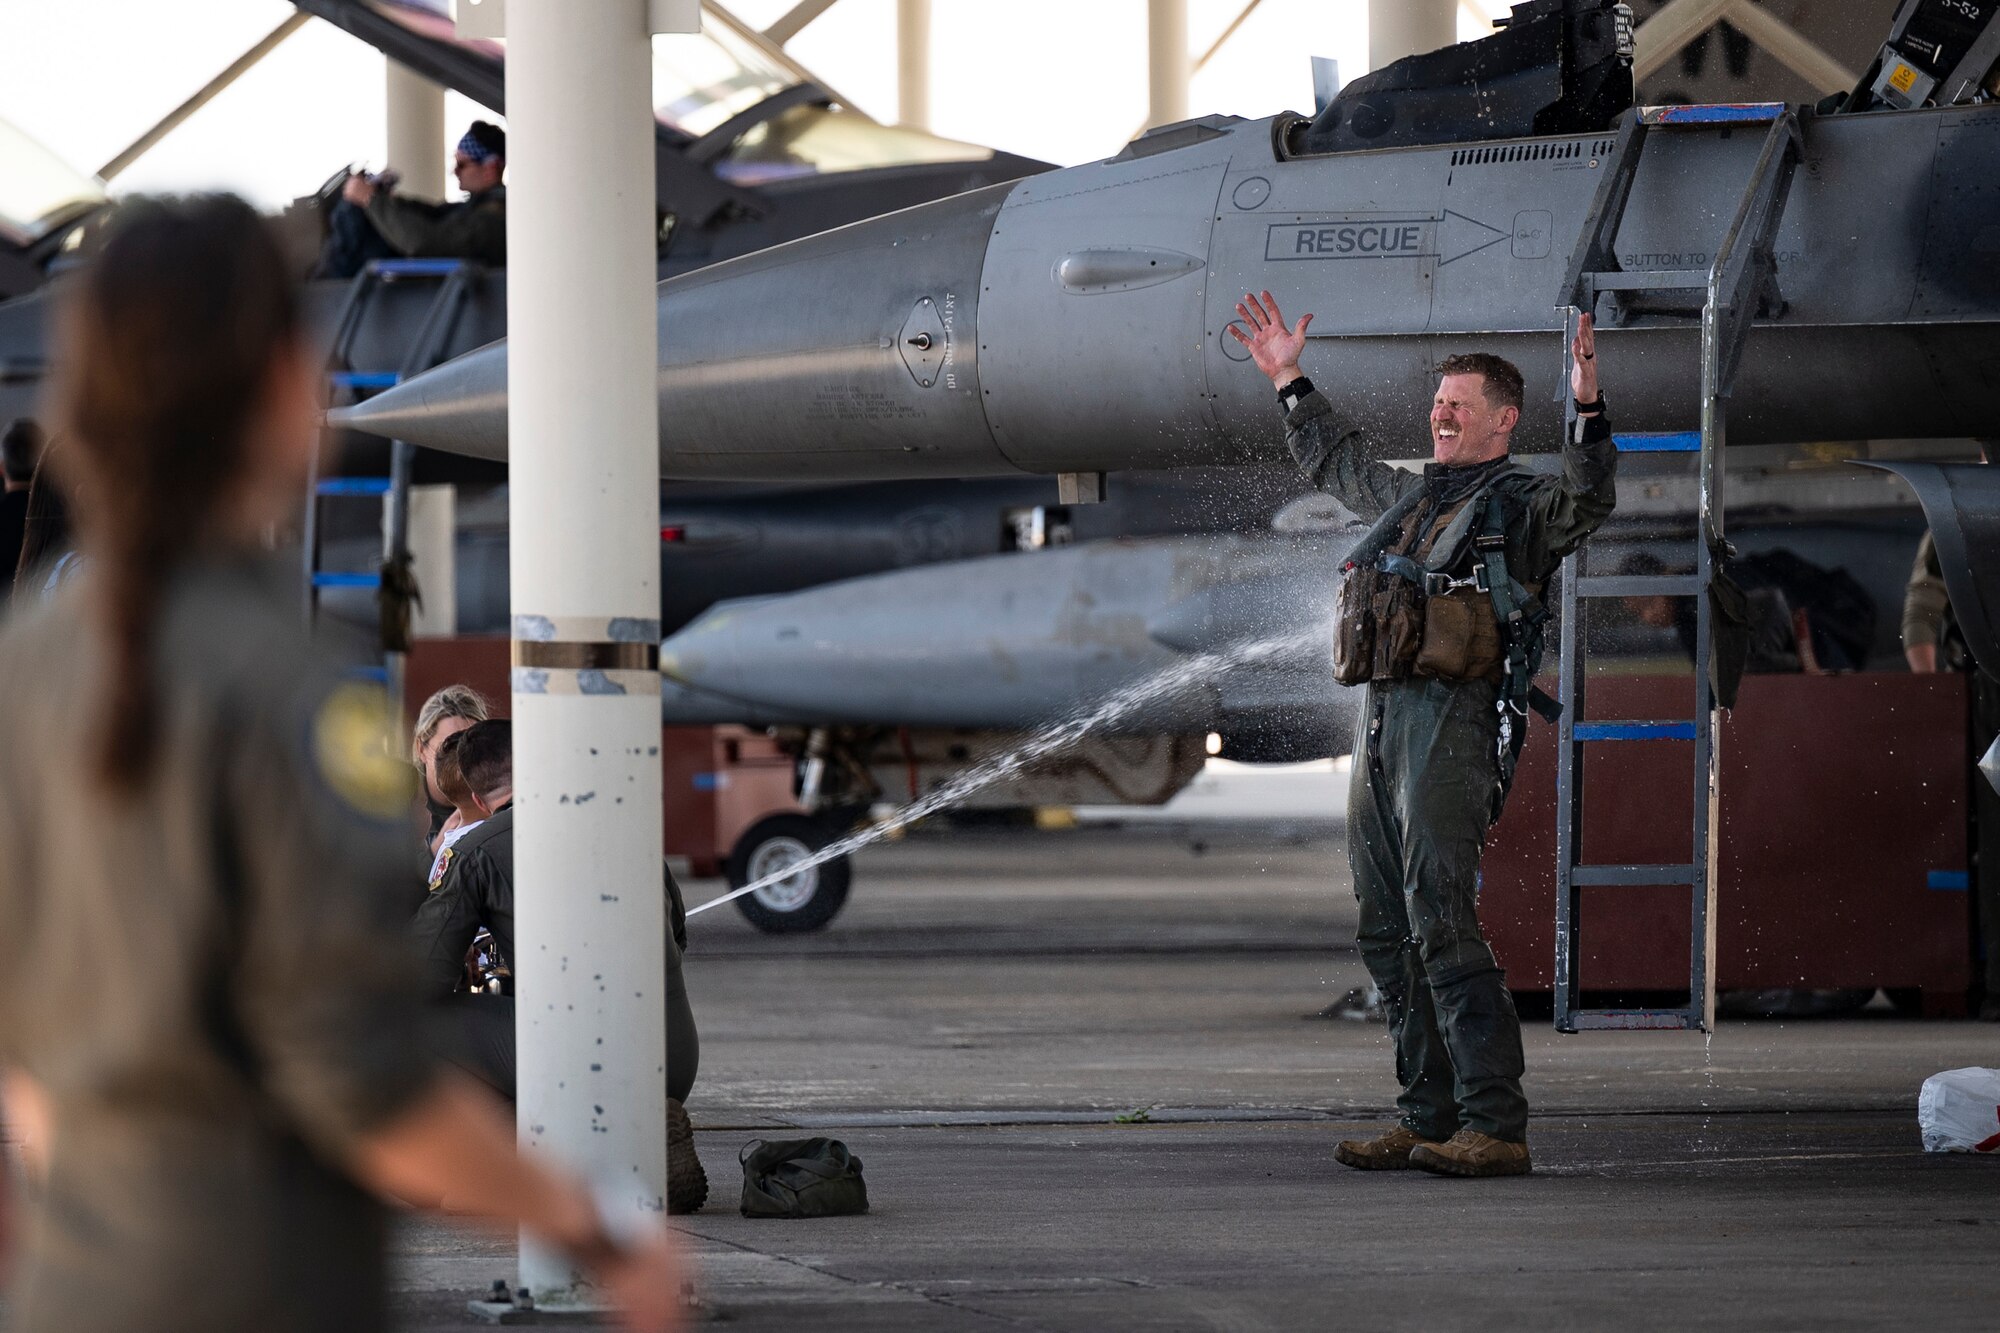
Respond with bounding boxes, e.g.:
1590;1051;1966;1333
1415;590;1504;682
1371;577;1423;680
1332;564;1377;686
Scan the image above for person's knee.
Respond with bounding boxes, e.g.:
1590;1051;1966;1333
1357;932;1410;986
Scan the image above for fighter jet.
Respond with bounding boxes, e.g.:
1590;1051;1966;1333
0;0;1049;430
656;530;1351;762
332;0;2000;483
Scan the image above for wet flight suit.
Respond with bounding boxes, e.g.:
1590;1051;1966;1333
1283;386;1617;1143
410;805;699;1104
0;558;435;1333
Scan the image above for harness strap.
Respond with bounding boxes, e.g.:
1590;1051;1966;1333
1477;491;1561;789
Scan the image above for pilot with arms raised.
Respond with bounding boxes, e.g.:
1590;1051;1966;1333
1231;292;1616;1177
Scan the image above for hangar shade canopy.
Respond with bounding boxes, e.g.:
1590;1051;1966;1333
369;0;994;182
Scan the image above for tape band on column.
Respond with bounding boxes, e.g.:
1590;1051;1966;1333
512;614;662;696
514;641;659;671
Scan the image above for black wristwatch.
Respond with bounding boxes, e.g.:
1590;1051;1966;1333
1277;375;1315;411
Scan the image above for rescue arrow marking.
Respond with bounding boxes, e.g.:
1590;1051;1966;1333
1261;210;1511;266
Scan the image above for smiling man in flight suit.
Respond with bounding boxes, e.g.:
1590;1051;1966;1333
1230;291;1615;1177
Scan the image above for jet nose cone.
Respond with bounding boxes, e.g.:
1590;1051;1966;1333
658;595;826;715
325;341;511;459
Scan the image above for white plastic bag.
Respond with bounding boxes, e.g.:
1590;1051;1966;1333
1917;1067;2000;1153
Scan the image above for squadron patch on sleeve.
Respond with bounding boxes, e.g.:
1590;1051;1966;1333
430;846;455;891
311;680;413;822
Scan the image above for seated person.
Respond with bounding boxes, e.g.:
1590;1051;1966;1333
427;730;484;888
409;720;705;1208
315;120;507;279
412;683;490;851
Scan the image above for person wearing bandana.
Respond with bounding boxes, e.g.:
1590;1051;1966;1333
314;121;508;279
1231;291;1617;1178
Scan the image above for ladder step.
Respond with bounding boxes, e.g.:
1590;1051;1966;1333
1561;1008;1701;1031
330;371;401;391
1573;721;1697;742
1570;863;1700;886
316;477;393;497
1639;101;1787;125
1589;269;1708;292
1613;432;1701;453
1576;574;1702;597
313;572;382;590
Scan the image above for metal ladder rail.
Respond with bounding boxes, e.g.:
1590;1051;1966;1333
1551;106;1803;1034
305;260;478;692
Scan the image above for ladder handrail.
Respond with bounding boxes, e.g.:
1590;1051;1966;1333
1550;108;1804;1035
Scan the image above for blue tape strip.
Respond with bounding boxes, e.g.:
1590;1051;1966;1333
1615;432;1702;453
691;772;721;792
1928;870;1970;892
330;371;401;390
1641;102;1786;124
369;258;464;277
312;571;382;589
1574;722;1697;741
316;477;393;497
345;665;390;684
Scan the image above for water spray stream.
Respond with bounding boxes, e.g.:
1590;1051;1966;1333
687;621;1331;918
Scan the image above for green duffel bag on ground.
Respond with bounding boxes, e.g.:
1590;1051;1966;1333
739;1137;870;1218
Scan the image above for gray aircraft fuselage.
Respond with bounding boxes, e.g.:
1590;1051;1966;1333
332;101;2000;476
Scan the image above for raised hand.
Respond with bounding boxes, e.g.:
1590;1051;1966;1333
1228;290;1314;387
1571;310;1599;408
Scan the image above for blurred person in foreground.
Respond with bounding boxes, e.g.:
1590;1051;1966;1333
0;196;681;1332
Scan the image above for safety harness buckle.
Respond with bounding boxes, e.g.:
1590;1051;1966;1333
1422;566;1490;597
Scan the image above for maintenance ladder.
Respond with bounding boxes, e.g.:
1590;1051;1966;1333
1551;104;1803;1033
306;257;479;691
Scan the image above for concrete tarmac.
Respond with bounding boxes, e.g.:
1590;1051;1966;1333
382;817;2000;1330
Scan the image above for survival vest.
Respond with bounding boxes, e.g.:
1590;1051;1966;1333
1332;476;1562;788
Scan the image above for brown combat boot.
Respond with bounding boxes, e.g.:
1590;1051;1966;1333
1334;1125;1443;1171
1408;1129;1532;1177
668;1097;709;1214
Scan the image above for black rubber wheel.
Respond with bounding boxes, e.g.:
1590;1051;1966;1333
726;813;852;934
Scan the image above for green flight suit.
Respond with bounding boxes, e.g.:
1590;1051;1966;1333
364;184;506;266
1284;388;1618;1142
410;805;700;1104
0;557;434;1333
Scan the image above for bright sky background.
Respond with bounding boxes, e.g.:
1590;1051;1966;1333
0;1;1513;209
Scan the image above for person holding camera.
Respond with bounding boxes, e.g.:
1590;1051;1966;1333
314;120;508;279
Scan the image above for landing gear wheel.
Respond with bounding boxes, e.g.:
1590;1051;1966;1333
726;813;852;934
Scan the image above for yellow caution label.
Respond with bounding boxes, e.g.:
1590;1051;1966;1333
313;681;413;822
1889;61;1918;95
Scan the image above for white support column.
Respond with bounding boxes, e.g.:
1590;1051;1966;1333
1368;0;1455;70
505;0;669;1305
385;59;448;201
897;0;932;130
1146;0;1189;131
